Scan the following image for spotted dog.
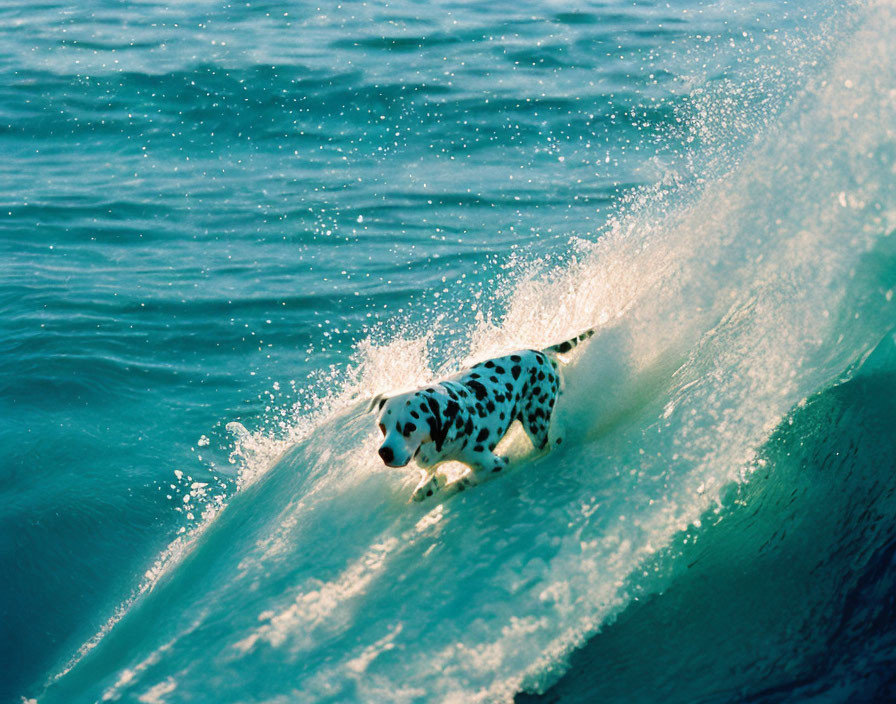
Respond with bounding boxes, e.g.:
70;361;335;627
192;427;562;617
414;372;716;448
370;329;595;501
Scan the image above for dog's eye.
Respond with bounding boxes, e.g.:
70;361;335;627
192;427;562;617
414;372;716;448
378;423;385;436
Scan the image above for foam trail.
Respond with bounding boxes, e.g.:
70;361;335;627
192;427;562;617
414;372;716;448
33;2;896;703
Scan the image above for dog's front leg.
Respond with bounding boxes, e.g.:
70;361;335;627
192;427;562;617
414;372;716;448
411;471;441;502
443;452;508;495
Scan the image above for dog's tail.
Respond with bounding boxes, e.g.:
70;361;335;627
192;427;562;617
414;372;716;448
542;327;597;355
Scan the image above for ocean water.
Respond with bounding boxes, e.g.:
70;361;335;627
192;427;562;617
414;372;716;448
1;0;895;702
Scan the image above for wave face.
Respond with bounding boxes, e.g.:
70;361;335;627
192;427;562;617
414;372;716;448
520;334;896;704
3;0;895;702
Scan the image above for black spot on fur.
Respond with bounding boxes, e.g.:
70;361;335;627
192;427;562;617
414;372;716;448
511;365;521;379
425;396;446;451
467;380;488;400
505;382;513;393
484;361;495;368
464;418;473;435
410;411;419;419
476;428;489;442
511;355;521;362
473;445;483;453
378;398;387;410
555;341;572;353
495;366;505;375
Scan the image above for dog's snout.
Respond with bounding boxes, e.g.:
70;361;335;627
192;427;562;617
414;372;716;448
378;446;394;464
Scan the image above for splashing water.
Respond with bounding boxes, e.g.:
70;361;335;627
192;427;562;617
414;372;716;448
12;1;896;703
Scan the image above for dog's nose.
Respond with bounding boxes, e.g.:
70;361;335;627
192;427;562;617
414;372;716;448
378;446;394;464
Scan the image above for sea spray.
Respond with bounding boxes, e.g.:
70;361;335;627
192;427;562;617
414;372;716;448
14;1;895;702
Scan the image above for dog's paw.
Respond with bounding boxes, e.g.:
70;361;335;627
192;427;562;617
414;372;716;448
444;474;475;495
491;456;509;473
411;475;439;502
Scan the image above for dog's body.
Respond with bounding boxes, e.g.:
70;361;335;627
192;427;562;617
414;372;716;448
372;329;595;501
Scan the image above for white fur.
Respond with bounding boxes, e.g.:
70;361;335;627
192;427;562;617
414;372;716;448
372;347;571;501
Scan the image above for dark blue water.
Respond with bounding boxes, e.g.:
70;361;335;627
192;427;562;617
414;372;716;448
2;1;895;702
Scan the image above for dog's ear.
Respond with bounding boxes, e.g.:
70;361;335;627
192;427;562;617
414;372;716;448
366;393;389;414
425;396;446;452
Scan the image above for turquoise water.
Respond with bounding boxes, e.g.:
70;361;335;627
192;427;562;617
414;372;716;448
2;0;895;702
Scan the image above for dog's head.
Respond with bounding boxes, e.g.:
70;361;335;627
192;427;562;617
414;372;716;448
369;388;456;467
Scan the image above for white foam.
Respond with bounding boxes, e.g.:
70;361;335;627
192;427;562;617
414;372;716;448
41;3;896;702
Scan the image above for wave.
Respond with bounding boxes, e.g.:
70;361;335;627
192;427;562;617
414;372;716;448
28;1;896;702
520;330;896;703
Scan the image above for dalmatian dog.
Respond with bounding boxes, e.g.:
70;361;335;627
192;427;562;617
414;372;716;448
370;328;595;501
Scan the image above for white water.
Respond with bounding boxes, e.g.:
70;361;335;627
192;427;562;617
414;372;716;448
37;2;896;703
